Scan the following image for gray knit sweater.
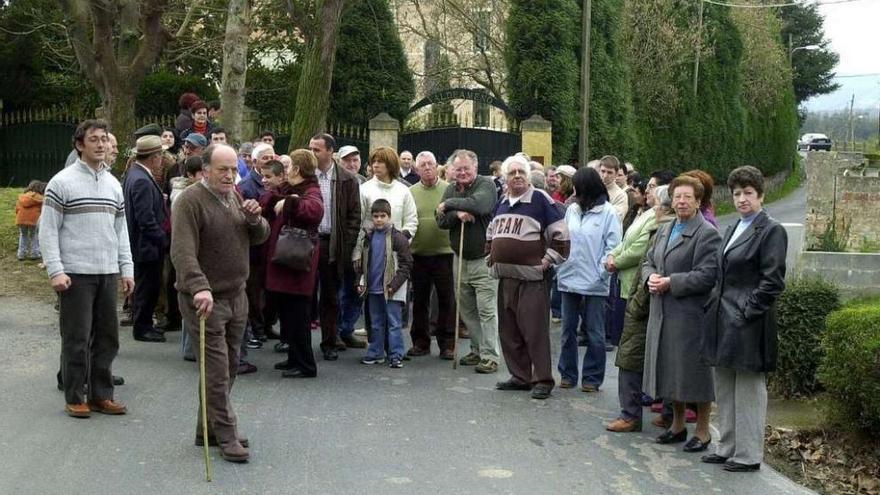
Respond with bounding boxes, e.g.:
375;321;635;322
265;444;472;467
39;160;134;279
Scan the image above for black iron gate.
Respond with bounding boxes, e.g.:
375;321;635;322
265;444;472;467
400;127;521;175
0;121;78;187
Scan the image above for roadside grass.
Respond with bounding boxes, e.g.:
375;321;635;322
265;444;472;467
0;188;54;303
714;159;803;217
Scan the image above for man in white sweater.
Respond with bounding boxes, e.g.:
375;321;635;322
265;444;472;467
598;155;629;222
41;120;135;418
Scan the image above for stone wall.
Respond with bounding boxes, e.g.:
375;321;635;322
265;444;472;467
804;151;880;252
796;252;880;301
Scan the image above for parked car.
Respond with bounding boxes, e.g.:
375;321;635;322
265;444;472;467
798;133;833;151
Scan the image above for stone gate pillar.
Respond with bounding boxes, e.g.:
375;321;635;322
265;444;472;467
369;113;400;152
521;114;552;165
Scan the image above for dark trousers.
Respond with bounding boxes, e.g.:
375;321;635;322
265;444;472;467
317;237;341;351
498;278;554;387
59;273;119;404
164;256;181;326
618;368;644;422
179;290;247;444
273;291;317;376
133;258;163;337
246;261;267;338
410;254;455;352
605;273;625;345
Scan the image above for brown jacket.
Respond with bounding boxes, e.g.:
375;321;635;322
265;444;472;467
327;162;362;277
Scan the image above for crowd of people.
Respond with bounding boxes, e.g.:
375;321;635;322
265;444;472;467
37;91;788;470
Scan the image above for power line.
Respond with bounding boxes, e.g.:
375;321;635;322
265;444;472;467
703;0;873;8
834;73;880;78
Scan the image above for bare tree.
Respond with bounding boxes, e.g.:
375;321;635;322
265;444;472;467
220;0;253;143
392;0;508;101
60;0;200;153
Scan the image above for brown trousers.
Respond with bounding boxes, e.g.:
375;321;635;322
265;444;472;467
498;277;555;387
179;290;247;443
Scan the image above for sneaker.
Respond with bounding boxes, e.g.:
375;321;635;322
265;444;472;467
475;359;498;374
581;384;600;393
559;379;575;389
458;352;481;366
361;356;386;365
245;338;263;349
354;328;367;337
389;358;403;369
551;316;561;324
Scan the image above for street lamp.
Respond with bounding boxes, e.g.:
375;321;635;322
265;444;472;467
789;44;820;67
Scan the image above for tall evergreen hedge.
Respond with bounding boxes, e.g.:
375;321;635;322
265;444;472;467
329;0;415;127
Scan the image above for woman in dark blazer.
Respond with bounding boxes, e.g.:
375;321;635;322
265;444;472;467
642;175;721;452
701;166;787;472
260;150;325;378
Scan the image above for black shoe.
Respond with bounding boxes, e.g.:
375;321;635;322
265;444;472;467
495;379;531;391
112;375;125;386
134;330;166;342
577;336;588;347
156;320;181;332
274;360;295;370
683;436;711;452
701;454;729;464
323;349;338;361
246;338;263;349
531;384;552;400
723;461;761;472
274;342;289;353
282;368;315;378
656;428;688;444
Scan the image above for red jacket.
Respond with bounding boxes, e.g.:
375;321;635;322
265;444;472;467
260;179;324;296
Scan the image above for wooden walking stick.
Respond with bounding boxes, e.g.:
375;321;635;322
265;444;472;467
453;222;466;370
199;317;213;482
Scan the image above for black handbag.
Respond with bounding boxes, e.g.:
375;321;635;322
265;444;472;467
271;225;315;271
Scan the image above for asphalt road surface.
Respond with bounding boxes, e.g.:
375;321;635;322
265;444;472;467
0;296;813;494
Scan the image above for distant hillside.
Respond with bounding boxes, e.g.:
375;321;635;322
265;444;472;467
802;74;880;112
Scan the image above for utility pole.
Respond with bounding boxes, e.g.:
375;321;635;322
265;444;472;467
848;93;855;151
693;0;704;98
579;0;592;166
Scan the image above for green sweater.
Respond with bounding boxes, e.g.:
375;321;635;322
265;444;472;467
436;175;498;260
410;179;453;256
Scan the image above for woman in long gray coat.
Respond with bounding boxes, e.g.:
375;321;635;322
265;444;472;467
701;166;787;472
642;175;721;452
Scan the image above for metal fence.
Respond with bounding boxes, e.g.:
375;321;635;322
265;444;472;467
258;120;369;158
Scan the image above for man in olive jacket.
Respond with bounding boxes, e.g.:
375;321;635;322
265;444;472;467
436;149;499;373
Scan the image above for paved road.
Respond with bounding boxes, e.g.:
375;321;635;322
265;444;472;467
0;297;812;494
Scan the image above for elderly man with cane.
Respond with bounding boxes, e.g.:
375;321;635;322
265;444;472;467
436;149;499;373
171;143;269;463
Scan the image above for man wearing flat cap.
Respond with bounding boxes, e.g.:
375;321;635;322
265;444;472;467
123;135;169;343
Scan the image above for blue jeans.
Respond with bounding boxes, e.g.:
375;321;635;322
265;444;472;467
558;292;606;387
18;225;39;259
337;270;361;338
366;294;405;360
550;269;561;319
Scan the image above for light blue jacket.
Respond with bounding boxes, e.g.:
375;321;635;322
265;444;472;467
557;201;621;296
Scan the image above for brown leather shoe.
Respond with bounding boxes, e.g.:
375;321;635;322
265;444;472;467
196;434;249;448
651;414;672;429
220;440;250;463
341;335;367;349
406;346;430;357
439;349;455;360
606;417;642;432
65;403;91;418
88;399;127;415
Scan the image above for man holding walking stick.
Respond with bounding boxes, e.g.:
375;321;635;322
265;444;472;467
436;149;500;374
171;143;269;463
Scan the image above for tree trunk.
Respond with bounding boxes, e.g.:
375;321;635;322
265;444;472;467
104;82;139;166
220;0;252;144
289;0;345;152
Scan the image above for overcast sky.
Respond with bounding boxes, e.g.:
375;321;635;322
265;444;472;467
819;0;879;75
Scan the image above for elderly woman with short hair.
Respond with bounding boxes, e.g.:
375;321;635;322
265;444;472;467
701;166;787;472
642;174;721;452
